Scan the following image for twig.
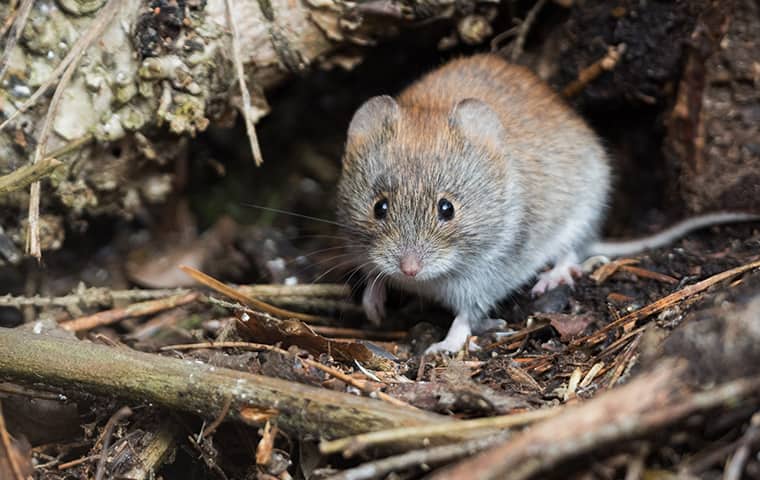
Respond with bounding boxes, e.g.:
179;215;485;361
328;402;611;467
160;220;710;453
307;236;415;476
510;0;547;61
59;292;200;332
483;322;549;351
562;44;626;98
327;432;512;480
224;0;264;165
309;325;406;341
576;258;760;345
201;396;232;439
619;264;679;285
94;406;133;480
723;412;760;480
57;455;98;471
24;0;121;260
0;157;62;195
0;0;20;39
0;287;192;309
0;400;26;480
0;328;447;439
182;265;333;324
319;408;558;457
237;283;350;298
0;0;33;82
428;364;760;480
161;341;413;409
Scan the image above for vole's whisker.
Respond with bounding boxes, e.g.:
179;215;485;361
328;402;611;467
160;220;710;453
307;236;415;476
311;258;360;284
243;203;346;228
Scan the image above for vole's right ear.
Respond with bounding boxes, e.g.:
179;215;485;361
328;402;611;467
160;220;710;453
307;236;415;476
346;95;399;153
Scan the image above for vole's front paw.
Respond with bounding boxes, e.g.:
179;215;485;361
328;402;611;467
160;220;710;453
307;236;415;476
362;279;386;327
424;337;465;355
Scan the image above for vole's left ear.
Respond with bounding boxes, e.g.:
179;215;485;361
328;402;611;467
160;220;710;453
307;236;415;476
449;98;507;150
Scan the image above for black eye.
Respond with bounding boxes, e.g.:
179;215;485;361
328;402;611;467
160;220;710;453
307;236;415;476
374;198;389;220
437;198;454;221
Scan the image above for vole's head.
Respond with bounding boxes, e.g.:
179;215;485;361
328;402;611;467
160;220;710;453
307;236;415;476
337;95;512;283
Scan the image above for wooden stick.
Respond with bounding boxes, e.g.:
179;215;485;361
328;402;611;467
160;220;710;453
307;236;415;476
0;158;62;195
0;328;447;439
181;265;332;324
320;408;558;457
428;363;760;480
59;292;200;332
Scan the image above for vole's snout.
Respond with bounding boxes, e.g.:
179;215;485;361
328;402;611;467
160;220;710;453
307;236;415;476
399;253;422;277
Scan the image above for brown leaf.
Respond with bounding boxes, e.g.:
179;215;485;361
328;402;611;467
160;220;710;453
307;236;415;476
235;311;396;371
539;313;596;341
256;421;277;466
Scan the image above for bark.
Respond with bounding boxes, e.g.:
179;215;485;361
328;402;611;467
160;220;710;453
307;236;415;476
663;0;760;212
0;327;448;439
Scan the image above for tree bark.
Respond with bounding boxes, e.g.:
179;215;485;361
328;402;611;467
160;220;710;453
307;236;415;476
0;327;448;439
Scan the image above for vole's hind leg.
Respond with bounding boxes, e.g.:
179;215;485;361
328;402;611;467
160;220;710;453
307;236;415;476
531;251;582;296
362;277;386;327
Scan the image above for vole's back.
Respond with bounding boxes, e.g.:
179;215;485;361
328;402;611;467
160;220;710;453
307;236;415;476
399;54;610;270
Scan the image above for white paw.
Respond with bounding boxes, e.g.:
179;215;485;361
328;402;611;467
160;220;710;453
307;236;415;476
531;264;582;296
424;337;466;355
362;279;386;327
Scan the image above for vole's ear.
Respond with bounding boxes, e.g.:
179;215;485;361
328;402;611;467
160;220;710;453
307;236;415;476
449;98;506;149
346;95;399;152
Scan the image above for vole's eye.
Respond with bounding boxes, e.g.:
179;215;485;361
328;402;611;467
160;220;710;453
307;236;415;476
437;198;455;221
374;198;389;220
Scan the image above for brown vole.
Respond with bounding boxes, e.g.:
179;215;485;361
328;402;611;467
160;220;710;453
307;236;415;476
336;53;758;354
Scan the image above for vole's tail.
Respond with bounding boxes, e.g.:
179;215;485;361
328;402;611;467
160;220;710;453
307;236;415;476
588;212;760;258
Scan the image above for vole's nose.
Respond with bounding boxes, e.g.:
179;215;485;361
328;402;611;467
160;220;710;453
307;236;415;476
400;254;422;277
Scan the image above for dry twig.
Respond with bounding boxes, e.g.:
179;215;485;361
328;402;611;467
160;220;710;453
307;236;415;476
182;265;333;324
327;433;511;480
94;406;133;480
22;0;121;259
224;0;264;165
59;292;200;332
0;157;62;195
562;44;626;98
0;0;33;82
510;0;547;61
320;408;557;457
0;400;26;480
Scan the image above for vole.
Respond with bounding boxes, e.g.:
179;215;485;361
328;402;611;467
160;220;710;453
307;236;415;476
336;53;758;354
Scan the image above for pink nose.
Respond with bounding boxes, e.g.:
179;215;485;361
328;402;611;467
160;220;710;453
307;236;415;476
400;255;422;277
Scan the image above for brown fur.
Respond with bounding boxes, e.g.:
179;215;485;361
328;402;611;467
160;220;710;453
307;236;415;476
337;54;610;352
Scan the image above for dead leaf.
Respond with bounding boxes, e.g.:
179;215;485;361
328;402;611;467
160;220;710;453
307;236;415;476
235;310;396;371
539;313;596;341
256;421;277;466
590;258;639;284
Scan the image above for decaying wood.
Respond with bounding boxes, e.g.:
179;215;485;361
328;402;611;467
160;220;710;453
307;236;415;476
663;0;760;212
429;363;760;480
0;328;448;440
